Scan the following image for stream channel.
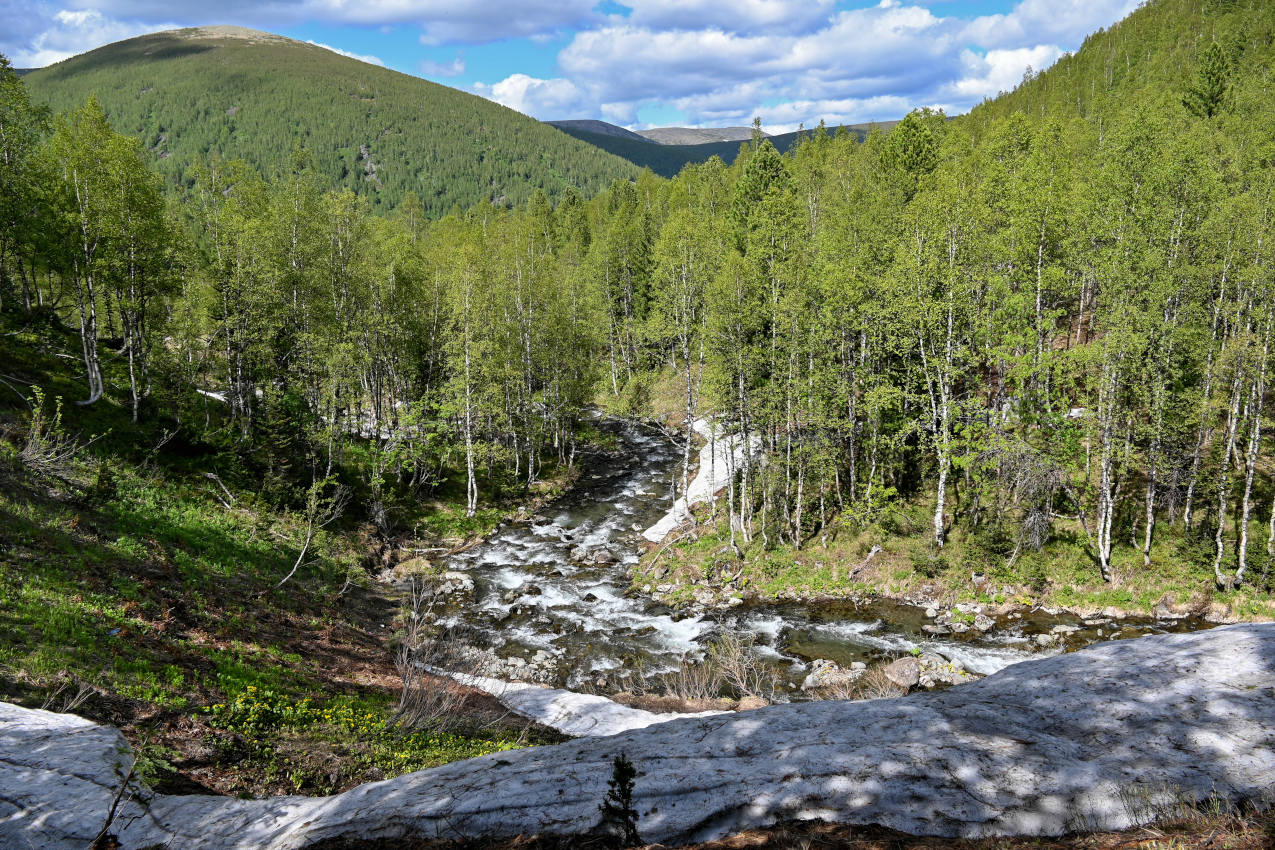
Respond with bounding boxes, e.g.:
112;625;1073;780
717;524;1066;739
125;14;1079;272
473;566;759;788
435;418;1212;699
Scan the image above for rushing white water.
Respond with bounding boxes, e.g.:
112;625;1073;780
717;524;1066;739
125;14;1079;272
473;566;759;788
436;419;1180;696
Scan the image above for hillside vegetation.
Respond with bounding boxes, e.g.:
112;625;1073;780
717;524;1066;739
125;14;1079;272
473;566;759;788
21;26;641;215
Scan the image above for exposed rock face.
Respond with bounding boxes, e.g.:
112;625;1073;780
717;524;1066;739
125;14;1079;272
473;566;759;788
5;625;1275;850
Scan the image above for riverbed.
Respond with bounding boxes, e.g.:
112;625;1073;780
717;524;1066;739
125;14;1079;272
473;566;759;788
434;418;1211;697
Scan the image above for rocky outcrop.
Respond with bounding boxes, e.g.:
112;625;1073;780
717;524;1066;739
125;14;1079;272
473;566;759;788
5;625;1275;849
800;658;865;691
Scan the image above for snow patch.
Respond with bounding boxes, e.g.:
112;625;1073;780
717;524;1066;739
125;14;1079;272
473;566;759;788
643;419;761;543
435;669;727;737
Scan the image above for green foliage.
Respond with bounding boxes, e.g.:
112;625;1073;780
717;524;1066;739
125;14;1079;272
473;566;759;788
1183;41;1231;118
205;685;525;781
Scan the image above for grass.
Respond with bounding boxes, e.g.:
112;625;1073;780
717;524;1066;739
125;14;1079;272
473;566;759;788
634;488;1275;620
0;308;557;796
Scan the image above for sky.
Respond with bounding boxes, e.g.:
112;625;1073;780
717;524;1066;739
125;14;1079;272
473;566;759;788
0;0;1140;132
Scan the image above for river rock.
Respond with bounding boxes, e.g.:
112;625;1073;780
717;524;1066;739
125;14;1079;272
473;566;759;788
592;548;617;565
439;571;474;595
925;607;938;618
917;653;972;688
1035;633;1059;647
8;626;1275;849
800;658;864;691
883;656;921;689
973;614;994;633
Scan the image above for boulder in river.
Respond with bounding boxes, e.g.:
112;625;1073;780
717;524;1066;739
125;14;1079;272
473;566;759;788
800;658;864;691
7;625;1275;849
439;570;474;595
883;656;921;689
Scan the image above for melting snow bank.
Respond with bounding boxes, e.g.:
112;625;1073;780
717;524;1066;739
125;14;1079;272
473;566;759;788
8;625;1275;849
643;419;760;543
432;669;728;736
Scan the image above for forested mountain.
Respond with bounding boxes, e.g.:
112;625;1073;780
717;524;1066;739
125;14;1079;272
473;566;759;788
548;121;898;177
20;26;642;215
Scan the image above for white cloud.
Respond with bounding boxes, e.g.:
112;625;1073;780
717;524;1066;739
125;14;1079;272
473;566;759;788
306;39;384;65
947;45;1062;100
420;55;465;77
618;0;838;35
527;0;1133;129
5;8;176;66
963;0;1141;50
474;73;592;120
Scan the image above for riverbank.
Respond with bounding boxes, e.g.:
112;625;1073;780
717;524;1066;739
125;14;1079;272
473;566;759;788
626;379;1275;627
0;314;595;798
631;497;1275;626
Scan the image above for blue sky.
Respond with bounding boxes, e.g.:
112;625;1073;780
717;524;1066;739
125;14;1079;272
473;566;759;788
1;1;1139;131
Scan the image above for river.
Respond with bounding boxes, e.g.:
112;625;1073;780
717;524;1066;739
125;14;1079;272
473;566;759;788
434;418;1210;698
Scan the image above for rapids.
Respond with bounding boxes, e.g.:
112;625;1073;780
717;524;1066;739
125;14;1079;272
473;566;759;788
434;418;1211;697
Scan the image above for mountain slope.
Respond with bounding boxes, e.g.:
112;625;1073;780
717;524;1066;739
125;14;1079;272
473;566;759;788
546;119;653;144
963;0;1275;129
22;26;642;215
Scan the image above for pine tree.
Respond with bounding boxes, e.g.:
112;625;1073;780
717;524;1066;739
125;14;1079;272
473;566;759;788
1183;42;1230;119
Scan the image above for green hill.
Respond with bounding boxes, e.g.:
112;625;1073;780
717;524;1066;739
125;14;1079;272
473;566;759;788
963;0;1275;129
21;26;642;215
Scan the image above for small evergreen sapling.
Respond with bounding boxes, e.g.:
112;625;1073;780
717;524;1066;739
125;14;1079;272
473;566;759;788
598;752;642;847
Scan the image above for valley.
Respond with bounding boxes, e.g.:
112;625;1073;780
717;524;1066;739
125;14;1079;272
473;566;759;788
2;0;1275;847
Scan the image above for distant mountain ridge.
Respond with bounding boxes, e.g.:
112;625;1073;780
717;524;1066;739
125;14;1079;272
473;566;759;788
547;119;901;177
21;27;641;215
638;126;764;145
547;120;653;144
